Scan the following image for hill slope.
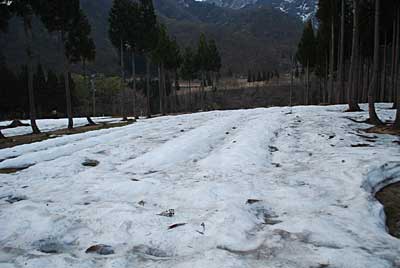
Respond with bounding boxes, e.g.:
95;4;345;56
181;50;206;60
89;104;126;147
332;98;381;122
0;0;302;75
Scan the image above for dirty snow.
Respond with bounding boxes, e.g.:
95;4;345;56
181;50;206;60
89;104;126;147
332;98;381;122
0;117;123;137
0;104;400;268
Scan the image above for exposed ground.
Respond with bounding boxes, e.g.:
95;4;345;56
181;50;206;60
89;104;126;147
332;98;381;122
376;182;400;238
0;104;399;268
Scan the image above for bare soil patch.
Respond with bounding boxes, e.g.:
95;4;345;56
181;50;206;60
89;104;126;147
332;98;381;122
375;182;400;238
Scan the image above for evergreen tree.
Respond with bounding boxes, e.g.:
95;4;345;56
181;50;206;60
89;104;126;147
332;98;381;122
67;9;96;125
125;1;141;119
109;0;132;121
152;24;170;115
196;33;210;110
297;19;316;104
40;0;81;129
34;63;46;116
9;0;43;133
207;39;221;90
181;47;196;111
138;0;158;118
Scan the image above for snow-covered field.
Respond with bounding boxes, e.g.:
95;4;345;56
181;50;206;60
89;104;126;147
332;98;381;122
0;104;400;268
0;117;123;137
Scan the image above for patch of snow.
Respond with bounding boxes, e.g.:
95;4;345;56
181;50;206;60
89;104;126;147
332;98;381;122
0;104;399;267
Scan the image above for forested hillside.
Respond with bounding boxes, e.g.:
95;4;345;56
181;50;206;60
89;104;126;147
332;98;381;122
0;0;302;75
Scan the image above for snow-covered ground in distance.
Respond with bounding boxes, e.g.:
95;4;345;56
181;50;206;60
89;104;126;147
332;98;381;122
0;104;400;268
0;117;123;137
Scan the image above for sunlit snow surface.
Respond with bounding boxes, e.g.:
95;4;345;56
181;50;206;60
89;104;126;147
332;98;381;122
1;104;400;268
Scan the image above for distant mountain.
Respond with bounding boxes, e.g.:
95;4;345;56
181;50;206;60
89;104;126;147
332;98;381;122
0;0;302;75
199;0;318;22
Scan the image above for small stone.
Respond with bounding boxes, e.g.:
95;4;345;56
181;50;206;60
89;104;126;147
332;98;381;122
157;209;175;217
5;195;27;204
246;199;262;204
269;146;279;152
138;200;145;206
85;244;114;255
82;159;99;167
168;223;186;230
39;242;60;254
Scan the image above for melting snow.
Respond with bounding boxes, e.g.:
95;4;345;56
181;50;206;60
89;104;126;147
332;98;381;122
0;104;399;267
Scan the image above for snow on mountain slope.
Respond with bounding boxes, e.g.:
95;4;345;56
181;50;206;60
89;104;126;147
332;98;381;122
198;0;318;21
1;104;400;268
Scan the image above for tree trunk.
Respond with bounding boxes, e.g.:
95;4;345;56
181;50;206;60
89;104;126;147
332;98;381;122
347;0;362;111
24;14;40;134
329;11;335;104
338;0;346;104
61;32;73;129
162;65;167;115
382;32;388;101
83;60;96;126
306;61;309;105
393;11;400;109
158;63;163;115
390;14;397;103
189;80;192;112
201;71;205;111
290;56;294;107
368;0;383;125
131;50;137;119
146;54;151;118
120;40;127;121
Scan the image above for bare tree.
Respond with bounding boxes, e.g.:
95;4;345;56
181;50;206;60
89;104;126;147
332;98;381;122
367;0;383;125
347;0;362;111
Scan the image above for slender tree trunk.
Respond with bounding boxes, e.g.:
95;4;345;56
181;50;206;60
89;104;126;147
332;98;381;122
329;11;335;104
120;40;127;121
393;11;400;109
390;14;397;103
60;32;74;129
382;32;388;101
189;80;192;112
368;0;383;125
201;71;205;111
306;61;309;105
338;0;346;104
158;63;163;115
146;54;151;118
347;0;362;111
162;65;167;115
83;60;95;126
290;56;294;106
24;15;40;134
131;50;137;119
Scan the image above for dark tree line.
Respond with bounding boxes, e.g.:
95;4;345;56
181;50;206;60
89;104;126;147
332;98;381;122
0;0;96;136
296;0;400;129
0;0;222;138
109;1;222;116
